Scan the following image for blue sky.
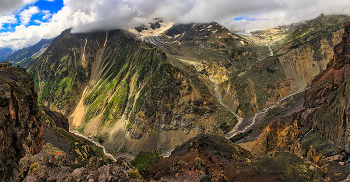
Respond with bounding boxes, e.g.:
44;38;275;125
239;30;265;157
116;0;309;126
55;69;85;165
0;0;350;50
0;0;64;33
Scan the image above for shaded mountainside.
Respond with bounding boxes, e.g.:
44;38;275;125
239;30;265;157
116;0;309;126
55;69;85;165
3;39;52;68
3;15;350;181
231;20;350;181
305;20;350;151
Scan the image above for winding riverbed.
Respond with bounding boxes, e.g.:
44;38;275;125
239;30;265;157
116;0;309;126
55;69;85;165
225;87;310;139
69;130;117;162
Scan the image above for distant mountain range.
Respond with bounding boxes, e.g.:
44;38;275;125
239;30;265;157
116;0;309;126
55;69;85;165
2;38;52;68
0;47;12;62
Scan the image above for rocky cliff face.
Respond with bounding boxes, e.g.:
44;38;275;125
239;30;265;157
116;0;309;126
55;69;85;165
0;67;44;180
221;15;349;117
305;21;350;151
276;15;350;93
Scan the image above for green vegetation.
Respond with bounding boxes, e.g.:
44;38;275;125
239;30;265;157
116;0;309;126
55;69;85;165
38;105;56;128
34;48;86;115
82;44;165;131
131;150;163;171
127;170;141;179
230;130;253;143
278;15;350;57
102;78;129;127
252;152;324;181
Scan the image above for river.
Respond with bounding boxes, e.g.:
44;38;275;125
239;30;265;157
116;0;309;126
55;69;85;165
225;87;310;139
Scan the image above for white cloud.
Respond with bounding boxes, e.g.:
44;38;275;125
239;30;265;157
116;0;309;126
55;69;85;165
19;6;40;25
34;19;44;24
2;0;350;49
0;0;39;16
42;10;52;20
42;10;50;14
0;15;17;30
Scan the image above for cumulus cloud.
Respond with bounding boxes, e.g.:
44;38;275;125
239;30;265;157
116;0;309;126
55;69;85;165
0;15;17;30
41;10;52;20
0;0;38;16
19;6;40;25
2;0;350;49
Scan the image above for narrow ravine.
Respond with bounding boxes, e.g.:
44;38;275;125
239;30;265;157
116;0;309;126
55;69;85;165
212;81;243;129
225;87;310;139
69;130;117;162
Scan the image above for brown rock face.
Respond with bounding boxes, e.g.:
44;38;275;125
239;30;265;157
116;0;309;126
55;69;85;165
0;67;44;180
305;21;350;151
41;105;69;131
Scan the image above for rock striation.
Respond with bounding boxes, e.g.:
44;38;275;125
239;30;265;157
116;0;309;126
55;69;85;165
305;21;350;151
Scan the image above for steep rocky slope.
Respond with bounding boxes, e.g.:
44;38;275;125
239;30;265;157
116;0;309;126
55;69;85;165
0;66;127;181
230;15;350;117
17;28;237;156
155;15;350;118
305;20;350;151
276;15;350;93
0;67;44;181
231;21;350;180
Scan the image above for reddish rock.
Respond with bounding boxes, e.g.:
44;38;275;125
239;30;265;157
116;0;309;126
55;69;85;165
305;21;350;151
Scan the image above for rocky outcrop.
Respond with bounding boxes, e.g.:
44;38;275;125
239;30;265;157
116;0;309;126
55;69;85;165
17;143;132;181
305;21;350;151
141;134;254;181
0;67;44;180
141;133;325;181
41;105;69;131
247;107;315;156
249;118;300;156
